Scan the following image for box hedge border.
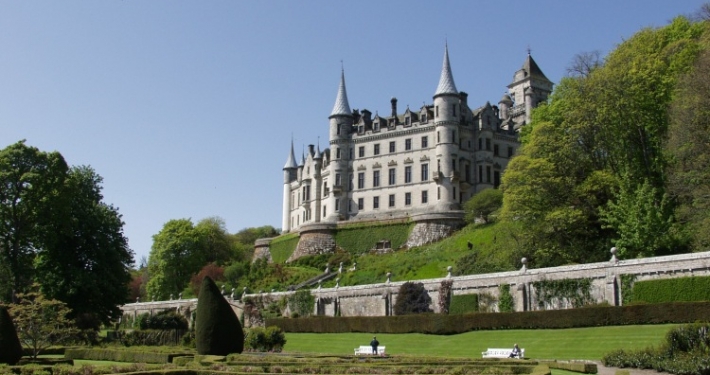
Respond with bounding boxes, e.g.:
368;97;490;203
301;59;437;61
266;301;710;334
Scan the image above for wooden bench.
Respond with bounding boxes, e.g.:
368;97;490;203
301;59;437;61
354;345;386;355
481;348;524;359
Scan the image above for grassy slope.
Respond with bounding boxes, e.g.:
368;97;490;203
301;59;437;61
283;324;675;360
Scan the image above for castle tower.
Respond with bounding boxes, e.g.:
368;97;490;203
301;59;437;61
433;43;461;210
326;69;354;222
507;52;553;129
282;140;298;233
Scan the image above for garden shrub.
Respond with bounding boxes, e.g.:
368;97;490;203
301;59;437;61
498;284;514;312
138;310;188;330
0;306;22;365
195;276;243;355
449;294;479;314
244;326;286;352
288;290;314;317
394;282;433;315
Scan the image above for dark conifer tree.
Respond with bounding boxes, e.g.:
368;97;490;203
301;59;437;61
195;276;243;355
0;306;22;365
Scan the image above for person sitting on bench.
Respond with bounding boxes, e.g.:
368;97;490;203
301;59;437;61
509;343;521;358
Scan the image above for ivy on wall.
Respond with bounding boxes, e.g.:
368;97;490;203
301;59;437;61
532;278;593;309
620;274;636;305
449;294;479;314
498;284;514;312
438;279;453;314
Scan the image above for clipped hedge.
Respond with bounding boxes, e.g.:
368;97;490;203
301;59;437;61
267;301;710;334
632;275;710;303
64;348;191;363
543;361;597;373
450;294;479;314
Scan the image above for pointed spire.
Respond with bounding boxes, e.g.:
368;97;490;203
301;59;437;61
315;137;322;159
434;43;458;97
330;67;352;117
283;138;297;169
521;52;550;82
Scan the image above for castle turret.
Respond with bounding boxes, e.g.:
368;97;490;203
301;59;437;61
498;93;513;121
507;52;553;129
326;69;354;222
282;140;298;233
433;43;461;210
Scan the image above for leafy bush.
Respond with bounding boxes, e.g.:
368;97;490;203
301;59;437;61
244;326;286;352
450;294;479;314
288;290;314;317
138;310;188;330
498;285;514;312
394;282;433;315
464;188;503;224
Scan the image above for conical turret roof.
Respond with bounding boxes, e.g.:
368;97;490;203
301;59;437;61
330;69;352;117
283;140;297;169
434;43;458;97
521;53;551;82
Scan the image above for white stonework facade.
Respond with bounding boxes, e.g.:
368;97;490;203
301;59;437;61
282;46;552;235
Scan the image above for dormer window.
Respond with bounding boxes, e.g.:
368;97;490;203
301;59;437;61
421;113;427;123
374;122;380;131
358;125;364;134
405;117;410;125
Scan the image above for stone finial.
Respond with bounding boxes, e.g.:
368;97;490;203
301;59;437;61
325;263;330;273
136;297;140;303
339;262;343;274
231;288;235;300
447;266;453;278
169;293;173;300
336;277;340;288
352;262;357;271
521;257;528;272
271;289;275;293
179;292;182;300
610;247;618;264
152;295;155;302
221;285;226;295
386;272;392;284
318;280;322;290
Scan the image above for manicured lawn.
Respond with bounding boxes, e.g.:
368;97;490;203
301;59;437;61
283;324;677;360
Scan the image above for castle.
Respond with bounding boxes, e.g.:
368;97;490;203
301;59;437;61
273;45;552;261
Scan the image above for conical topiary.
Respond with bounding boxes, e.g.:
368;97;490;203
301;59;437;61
195;276;243;355
0;306;23;365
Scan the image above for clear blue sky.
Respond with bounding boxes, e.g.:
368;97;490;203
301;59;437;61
1;1;705;264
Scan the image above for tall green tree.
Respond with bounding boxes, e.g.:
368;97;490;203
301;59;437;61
146;219;204;300
0;141;68;301
464;188;503;224
34;166;134;326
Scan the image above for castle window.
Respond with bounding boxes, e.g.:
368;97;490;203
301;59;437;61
358;198;364;210
374;143;380;155
335;173;341;186
389;194;395;207
405;192;411;206
373;170;380;187
359;146;365;158
405;138;412;150
421;163;429;181
478;166;482;182
358;172;365;189
508;147;514;158
373;196;379;209
421;136;428;148
437;187;441;200
486;138;491;151
436;106;439;117
421;190;428;204
335;199;340;211
374;122;380;131
349;148;353;159
389;141;396;153
388;168;396;185
422;113;427;123
358;125;364;134
494;144;499;156
465;165;470;182
349;200;352;212
337;124;341;135
486;166;491;182
405;166;412;183
336;148;340;159
349;174;353;190
323;205;327;217
452;104;456;117
494;171;501;188
452;130;456;143
405;117;410;125
437;131;440;143
478;138;482;150
452;159;456;171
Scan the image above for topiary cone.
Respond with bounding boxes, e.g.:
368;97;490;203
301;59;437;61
0;306;23;365
195;276;243;355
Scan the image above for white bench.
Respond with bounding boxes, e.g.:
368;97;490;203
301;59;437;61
482;348;524;359
354;345;386;355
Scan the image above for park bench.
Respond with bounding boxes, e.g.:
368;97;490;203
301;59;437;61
354;345;386;355
481;348;524;359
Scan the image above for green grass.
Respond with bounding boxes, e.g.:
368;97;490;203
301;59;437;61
282;324;676;360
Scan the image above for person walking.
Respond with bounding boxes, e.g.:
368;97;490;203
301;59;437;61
370;336;380;355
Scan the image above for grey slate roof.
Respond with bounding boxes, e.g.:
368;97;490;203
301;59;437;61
522;53;551;82
283;140;298;169
330;69;352;117
434;44;458;97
